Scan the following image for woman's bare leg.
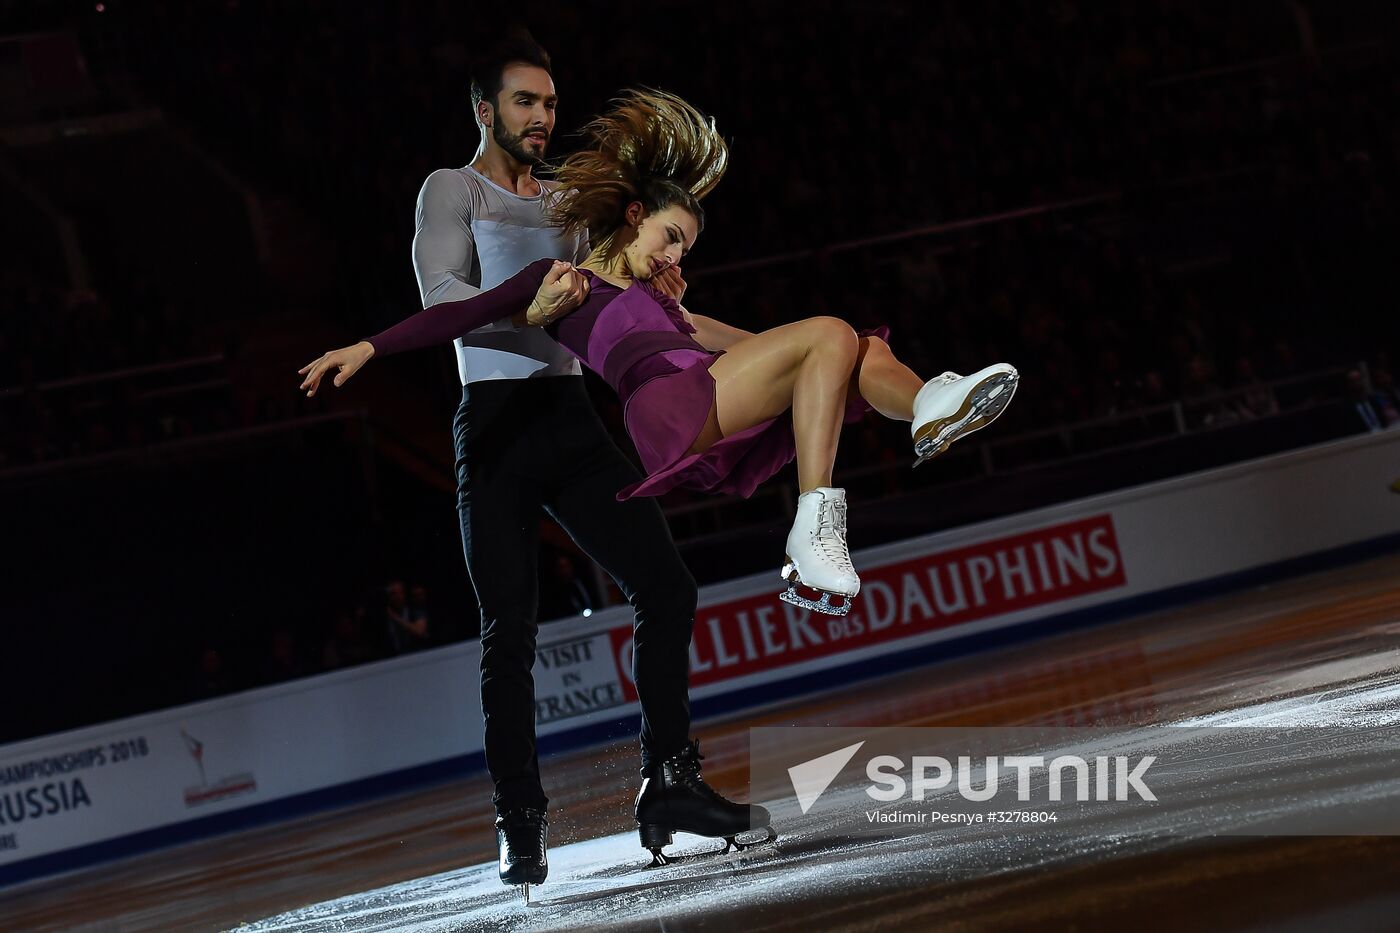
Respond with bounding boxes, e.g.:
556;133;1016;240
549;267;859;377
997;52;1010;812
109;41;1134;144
846;335;923;421
850;336;1021;465
690;317;859;492
690;323;942;611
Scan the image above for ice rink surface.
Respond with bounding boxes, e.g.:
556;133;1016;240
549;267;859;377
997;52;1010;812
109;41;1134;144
7;554;1400;931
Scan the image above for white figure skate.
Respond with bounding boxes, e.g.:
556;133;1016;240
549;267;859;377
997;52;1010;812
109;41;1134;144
912;363;1019;467
780;487;859;617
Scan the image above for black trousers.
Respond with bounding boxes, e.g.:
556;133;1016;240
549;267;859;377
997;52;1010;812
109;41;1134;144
453;376;698;815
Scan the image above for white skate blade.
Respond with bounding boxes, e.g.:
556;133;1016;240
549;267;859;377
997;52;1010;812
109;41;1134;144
780;582;853;617
914;369;1019;467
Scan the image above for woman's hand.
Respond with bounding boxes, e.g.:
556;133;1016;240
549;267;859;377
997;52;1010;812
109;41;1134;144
651;262;687;303
298;341;375;397
521;260;590;326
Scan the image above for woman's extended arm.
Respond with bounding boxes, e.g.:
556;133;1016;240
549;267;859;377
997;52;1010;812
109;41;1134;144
687;310;755;352
298;259;587;397
364;258;560;357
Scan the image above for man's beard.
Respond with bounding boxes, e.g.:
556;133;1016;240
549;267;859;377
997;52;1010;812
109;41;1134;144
494;121;546;166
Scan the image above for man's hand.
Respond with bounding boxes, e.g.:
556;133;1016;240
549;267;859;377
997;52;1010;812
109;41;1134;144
651;262;687;303
522;260;590;326
298;341;375;397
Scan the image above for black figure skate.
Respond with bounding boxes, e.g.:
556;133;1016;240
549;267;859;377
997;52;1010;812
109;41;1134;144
635;740;778;867
496;807;548;905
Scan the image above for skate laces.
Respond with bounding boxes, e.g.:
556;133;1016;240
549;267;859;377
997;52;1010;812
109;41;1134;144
665;741;707;782
663;742;734;803
674;740;704;775
813;496;855;575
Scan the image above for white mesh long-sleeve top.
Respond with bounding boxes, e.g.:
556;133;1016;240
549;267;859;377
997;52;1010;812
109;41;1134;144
411;165;589;384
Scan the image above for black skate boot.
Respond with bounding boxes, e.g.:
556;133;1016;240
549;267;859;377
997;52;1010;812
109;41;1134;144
635;740;778;867
496;807;548;904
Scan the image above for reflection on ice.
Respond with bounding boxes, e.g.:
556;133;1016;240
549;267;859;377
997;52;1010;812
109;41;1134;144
246;664;1400;933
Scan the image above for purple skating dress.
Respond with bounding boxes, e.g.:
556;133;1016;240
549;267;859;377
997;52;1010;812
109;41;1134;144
366;258;887;501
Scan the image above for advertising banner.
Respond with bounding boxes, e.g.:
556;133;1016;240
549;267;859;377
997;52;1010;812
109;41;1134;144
4;431;1397;885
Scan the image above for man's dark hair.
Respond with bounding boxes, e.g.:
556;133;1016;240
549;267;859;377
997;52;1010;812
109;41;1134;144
470;29;552;120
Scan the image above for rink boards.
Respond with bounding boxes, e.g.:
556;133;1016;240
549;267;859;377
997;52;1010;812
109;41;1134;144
2;429;1398;886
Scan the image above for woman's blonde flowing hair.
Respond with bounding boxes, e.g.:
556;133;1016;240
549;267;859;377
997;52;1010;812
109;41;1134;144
548;89;728;259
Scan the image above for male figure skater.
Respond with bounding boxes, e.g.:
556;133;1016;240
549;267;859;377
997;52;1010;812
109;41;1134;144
409;33;769;896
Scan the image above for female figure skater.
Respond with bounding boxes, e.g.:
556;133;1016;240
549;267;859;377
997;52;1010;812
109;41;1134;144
299;90;1018;616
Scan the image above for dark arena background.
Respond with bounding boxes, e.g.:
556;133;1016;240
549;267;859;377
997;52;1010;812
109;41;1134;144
2;1;1400;930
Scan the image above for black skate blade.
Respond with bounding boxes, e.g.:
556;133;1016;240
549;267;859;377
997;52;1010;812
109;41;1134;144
643;827;780;869
724;826;780;854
